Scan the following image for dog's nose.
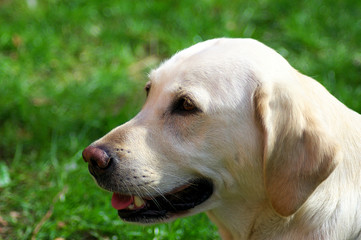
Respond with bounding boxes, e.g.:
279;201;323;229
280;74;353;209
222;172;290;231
82;146;111;169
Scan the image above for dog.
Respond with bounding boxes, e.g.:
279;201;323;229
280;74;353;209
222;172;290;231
82;38;361;239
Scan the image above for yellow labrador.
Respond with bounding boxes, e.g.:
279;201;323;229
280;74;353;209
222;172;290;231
82;38;361;240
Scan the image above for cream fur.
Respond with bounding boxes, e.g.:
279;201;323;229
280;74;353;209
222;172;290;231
91;38;361;239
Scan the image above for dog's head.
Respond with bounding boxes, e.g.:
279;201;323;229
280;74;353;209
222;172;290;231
82;38;339;224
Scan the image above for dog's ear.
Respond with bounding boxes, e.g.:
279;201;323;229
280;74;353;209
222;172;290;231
253;80;340;216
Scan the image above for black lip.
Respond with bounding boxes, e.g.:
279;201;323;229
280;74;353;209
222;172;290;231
117;178;213;223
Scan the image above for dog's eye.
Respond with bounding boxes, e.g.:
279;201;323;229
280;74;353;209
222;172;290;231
182;98;196;111
144;82;151;96
172;97;199;115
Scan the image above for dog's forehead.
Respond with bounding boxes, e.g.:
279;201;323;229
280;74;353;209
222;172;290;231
148;39;261;100
149;41;228;90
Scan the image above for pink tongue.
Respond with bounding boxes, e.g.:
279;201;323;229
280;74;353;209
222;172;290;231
111;193;133;210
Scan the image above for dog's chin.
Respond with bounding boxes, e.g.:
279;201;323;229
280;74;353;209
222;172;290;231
113;178;213;224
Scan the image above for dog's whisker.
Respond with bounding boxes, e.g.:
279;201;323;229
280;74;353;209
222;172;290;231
148;185;173;204
141;185;163;209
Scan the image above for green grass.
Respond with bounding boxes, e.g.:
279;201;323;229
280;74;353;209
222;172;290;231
0;0;360;239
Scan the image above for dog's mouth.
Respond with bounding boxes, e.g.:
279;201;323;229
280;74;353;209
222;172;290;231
111;179;213;223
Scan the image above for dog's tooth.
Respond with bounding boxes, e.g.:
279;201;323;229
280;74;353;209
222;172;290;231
128;204;135;210
134;196;145;207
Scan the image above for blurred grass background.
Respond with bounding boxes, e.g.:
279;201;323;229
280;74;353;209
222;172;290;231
0;0;360;239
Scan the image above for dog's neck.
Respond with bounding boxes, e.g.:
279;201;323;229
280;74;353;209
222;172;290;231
207;155;361;240
206;198;283;240
207;189;361;240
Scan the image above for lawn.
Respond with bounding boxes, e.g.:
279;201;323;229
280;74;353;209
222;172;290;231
0;0;360;239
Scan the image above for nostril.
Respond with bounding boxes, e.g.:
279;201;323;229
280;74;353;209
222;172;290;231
90;158;98;168
82;146;111;169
